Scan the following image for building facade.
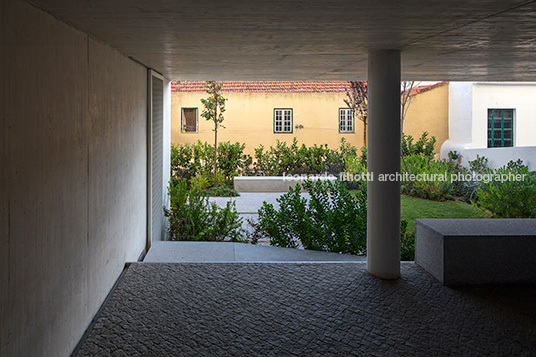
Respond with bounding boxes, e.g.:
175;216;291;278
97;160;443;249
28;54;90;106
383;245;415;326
440;82;536;170
171;81;449;156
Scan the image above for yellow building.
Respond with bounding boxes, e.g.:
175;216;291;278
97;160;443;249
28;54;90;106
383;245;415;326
171;81;448;156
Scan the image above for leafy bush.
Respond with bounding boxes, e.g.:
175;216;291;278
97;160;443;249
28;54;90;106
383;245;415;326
448;153;489;202
164;179;244;241
400;220;415;261
342;146;367;190
202;186;239;197
401;154;455;201
254;180;368;255
253;138;350;176
253;179;414;258
401;131;436;159
474;160;536;218
171;140;253;186
170;141;213;181
217;141;253;179
190;171;225;191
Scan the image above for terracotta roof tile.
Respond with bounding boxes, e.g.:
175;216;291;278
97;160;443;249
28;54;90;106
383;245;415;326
406;81;448;97
171;81;353;93
171;80;448;95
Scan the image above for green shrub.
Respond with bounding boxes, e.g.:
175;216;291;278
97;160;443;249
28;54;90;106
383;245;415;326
468;154;489;174
253;179;414;258
202;186;239;197
164;179;244;241
401;154;455;201
253;138;350;176
254;180;367;255
217;141;252;179
474;160;536;218
400;219;415;261
401;131;436;159
171;140;253;186
190;171;225;191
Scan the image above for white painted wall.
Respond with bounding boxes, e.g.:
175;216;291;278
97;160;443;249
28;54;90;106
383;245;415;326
1;0;152;355
441;82;536;170
472;83;536;148
448;82;473;144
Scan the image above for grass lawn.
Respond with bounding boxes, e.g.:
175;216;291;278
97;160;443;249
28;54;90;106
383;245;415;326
350;191;487;236
401;194;488;236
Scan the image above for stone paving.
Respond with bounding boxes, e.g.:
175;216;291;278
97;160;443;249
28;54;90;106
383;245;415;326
76;263;536;356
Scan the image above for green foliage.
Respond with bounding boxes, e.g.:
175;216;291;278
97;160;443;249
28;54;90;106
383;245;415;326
190;171;225;191
468;154;489;174
400;220;415;261
200;81;227;125
200;81;228;187
474;160;536;218
254;180;368;255
401;131;436;159
399;193;488;236
202;186;240;197
171;141;252;186
253;138;349;176
164;179;244;241
170;141;213;181
401;154;455;201
217;141;252;179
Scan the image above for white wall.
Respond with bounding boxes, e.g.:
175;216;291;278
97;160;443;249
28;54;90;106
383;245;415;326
448;82;473;144
441;82;536;170
1;0;150;355
472;82;536;148
452;147;535;171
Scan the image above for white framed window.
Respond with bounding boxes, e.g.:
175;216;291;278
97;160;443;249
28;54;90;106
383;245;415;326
339;108;354;133
181;108;198;133
274;109;293;133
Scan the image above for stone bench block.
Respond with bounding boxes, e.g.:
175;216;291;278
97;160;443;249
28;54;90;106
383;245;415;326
415;219;536;285
234;176;337;192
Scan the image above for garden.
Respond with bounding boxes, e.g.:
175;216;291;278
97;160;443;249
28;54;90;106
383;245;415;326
165;81;536;260
167;131;536;260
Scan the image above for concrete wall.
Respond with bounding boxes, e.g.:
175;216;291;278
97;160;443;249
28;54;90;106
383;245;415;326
171;84;448;156
403;82;449;155
1;1;148;356
163;79;172;211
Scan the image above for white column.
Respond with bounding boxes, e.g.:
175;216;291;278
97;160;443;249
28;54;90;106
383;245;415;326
367;50;401;279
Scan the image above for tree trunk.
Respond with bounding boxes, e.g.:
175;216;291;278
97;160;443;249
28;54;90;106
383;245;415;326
213;90;218;187
363;116;367;146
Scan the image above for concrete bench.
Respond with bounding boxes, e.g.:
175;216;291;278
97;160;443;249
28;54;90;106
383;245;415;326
234;175;337;192
415;219;536;285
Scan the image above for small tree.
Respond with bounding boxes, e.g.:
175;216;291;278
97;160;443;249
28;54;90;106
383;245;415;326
400;81;421;178
400;81;421;133
200;81;227;187
344;81;368;146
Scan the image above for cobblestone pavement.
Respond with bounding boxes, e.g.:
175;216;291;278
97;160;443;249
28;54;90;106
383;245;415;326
77;263;536;356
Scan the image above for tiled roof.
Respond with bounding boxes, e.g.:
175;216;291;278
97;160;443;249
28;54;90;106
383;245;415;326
171;81;353;93
171;80;448;95
407;81;448;97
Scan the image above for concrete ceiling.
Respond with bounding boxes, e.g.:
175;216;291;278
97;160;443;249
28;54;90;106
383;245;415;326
28;0;536;81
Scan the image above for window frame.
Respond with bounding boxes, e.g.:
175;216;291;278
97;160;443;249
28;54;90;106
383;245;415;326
338;108;355;133
487;108;514;148
273;108;293;134
181;107;199;133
